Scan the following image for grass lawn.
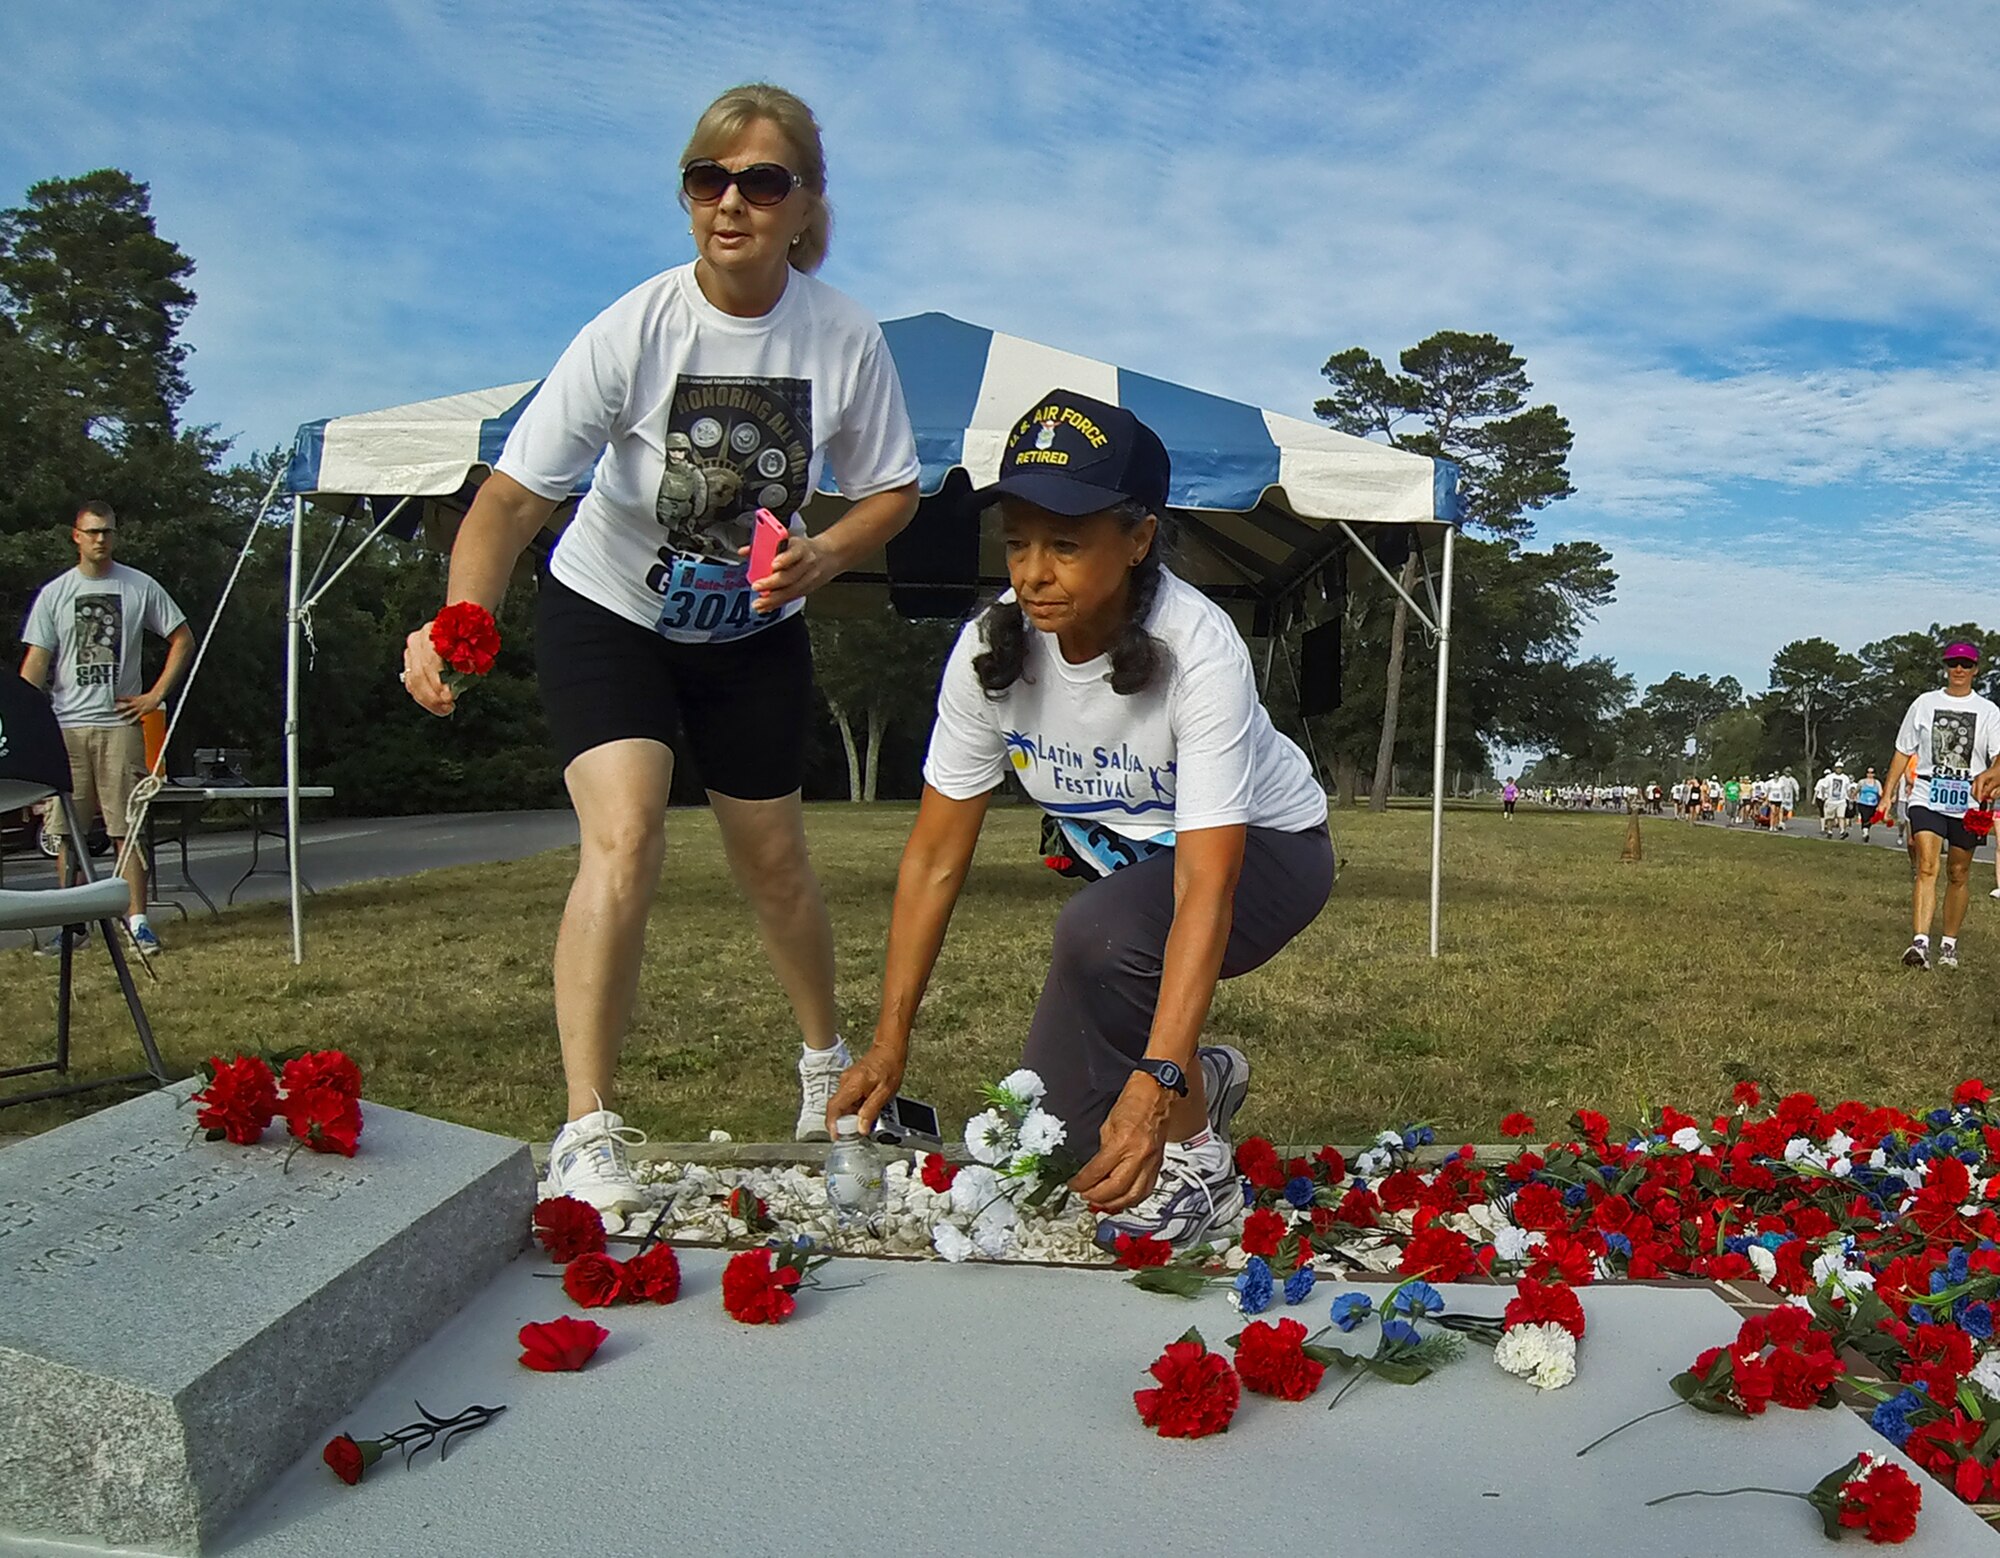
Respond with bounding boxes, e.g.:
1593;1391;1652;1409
3;802;1994;1148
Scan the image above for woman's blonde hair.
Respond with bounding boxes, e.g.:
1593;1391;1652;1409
681;83;831;274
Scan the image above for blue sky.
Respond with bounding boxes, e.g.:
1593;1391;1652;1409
5;0;1998;696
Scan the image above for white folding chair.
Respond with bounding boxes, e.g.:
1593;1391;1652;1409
0;676;168;1107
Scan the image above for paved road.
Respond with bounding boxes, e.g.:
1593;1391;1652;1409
0;809;580;950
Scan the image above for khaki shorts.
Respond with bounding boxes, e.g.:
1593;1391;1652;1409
49;724;146;841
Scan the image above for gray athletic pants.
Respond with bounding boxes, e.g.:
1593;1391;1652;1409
1020;823;1335;1161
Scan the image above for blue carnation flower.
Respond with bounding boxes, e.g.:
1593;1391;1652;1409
1963;1301;1994;1341
1381;1319;1423;1347
1602;1231;1633;1257
1233;1256;1274;1315
1908;1140;1936;1163
1391;1279;1445;1316
1928;1108;1956;1130
1284;1175;1316;1209
1949;1247;1971;1284
1562;1185;1588;1207
1724;1234;1754;1255
1284;1266;1317;1305
1870;1389;1926;1449
1908;1304;1934;1328
1930;1269;1952;1295
1241;1180;1256;1209
1330;1291;1373;1331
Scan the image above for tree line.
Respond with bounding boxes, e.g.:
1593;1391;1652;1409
4;168;1623;817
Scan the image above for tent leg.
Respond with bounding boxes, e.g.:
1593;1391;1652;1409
286;495;305;965
1428;527;1456;959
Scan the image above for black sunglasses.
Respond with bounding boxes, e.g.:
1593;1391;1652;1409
681;159;801;207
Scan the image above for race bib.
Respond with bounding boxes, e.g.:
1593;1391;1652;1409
649;554;789;644
1930;775;1973;813
1053;816;1174;879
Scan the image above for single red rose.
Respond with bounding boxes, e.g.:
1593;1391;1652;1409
1504;1279;1586;1340
623;1244;682;1304
193;1054;280;1145
430;601;501;677
1113;1232;1175;1269
1500;1112;1537;1139
281;1083;363;1156
562;1252;628;1308
1240;1207;1286;1258
322;1433;383;1485
1955;1078;1992;1108
920;1153;958;1193
1837;1459;1922;1542
1134;1337;1240;1438
1234;1137;1286;1191
532;1195;607;1262
1232;1317;1326;1402
722;1247;799;1325
281;1049;363;1101
517;1315;608;1372
1732;1080;1762;1110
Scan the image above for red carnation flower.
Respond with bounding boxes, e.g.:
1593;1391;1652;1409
518;1315;607;1372
562;1252;628;1308
1232;1317;1326;1402
533;1195;607;1263
1836;1458;1922;1543
623;1244;682;1304
1312;1145;1347;1180
192;1054;279;1144
1235;1137;1286;1191
322;1433;384;1486
1113;1232;1175;1269
1955;1078;1992;1108
1526;1233;1596;1287
1505;1279;1586;1340
1240;1207;1286;1258
429;601;501;677
1732;1080;1762;1110
722;1247;800;1325
1400;1224;1476;1282
281;1049;363;1101
1134;1335;1240;1438
281;1083;363;1157
920;1152;958;1193
1500;1111;1537;1139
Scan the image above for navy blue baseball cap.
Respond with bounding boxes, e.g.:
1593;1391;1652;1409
966;389;1172;517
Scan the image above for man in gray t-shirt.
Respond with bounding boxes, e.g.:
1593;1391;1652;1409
18;501;193;953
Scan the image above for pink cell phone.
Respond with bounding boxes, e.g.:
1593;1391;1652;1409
748;508;787;584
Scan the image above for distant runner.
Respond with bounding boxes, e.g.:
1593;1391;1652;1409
1502;778;1519;820
1855;768;1882;843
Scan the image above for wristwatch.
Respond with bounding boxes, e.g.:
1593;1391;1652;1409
1133;1058;1189;1097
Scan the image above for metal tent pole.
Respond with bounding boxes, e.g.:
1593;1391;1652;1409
285;495;305;965
1428;525;1457;959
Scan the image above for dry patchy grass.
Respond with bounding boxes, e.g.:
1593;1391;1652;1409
4;803;1995;1147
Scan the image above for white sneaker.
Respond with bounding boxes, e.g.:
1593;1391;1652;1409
1940;942;1961;971
1093;1136;1242;1251
544;1109;649;1220
1989;888;2000;900
796;1040;852;1142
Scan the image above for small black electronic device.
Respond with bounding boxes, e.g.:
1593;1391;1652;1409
193;747;250;786
871;1094;943;1148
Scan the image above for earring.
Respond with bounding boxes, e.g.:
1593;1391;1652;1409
791;234;802;246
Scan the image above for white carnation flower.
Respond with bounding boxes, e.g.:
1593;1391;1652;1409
997;1069;1047;1107
971;1220;1018;1259
1970;1348;2000;1401
964;1109;1013;1166
932;1223;976;1263
1018;1109;1067;1155
1827;1130;1854;1156
1494;1322;1577;1389
707;1129;733;1143
1376;1129;1403;1149
950;1165;1001;1219
1746;1244;1778;1283
1671;1127;1704;1153
972;1195;1019;1237
1492;1225;1536;1264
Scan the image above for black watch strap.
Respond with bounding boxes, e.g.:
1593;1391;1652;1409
1134;1058;1189;1097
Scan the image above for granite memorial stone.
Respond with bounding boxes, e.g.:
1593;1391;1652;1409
0;1079;531;1553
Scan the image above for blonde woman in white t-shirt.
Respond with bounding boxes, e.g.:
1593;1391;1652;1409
828;391;1335;1252
400;85;920;1220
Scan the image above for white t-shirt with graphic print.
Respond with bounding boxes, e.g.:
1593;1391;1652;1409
496;263;919;644
922;570;1328;841
1895;688;2000;818
21;564;186;727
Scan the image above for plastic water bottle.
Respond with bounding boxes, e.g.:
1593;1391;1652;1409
824;1114;886;1227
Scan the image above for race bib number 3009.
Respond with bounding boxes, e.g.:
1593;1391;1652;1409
1931;775;1973;812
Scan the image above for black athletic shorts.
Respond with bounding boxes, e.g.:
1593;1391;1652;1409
1908;804;1980;853
534;568;812;799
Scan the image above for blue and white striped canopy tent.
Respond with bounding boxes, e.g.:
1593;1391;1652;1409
278;313;1463;959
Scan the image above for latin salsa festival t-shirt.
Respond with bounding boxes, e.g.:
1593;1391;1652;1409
497;263;919;644
1895;688;2000;818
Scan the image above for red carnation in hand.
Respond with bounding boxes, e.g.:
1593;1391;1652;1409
1505;1279;1586;1339
1836;1457;1922;1544
920;1152;958;1193
1499;1112;1537;1139
1240;1207;1286;1258
1232;1317;1326;1402
192;1054;279;1144
281;1049;363;1101
722;1247;800;1325
1964;806;1995;840
623;1244;681;1304
518;1315;608;1372
533;1195;607;1263
282;1084;363;1156
1113;1232;1175;1269
1235;1136;1286;1191
562;1252;628;1309
1134;1332;1240;1438
430;601;501;677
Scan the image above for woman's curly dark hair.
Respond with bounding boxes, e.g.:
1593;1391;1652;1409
973;499;1168;698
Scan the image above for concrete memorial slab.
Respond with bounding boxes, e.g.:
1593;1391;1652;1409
3;1253;1981;1557
0;1081;532;1554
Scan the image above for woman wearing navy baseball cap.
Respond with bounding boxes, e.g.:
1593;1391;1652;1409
828;390;1334;1250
